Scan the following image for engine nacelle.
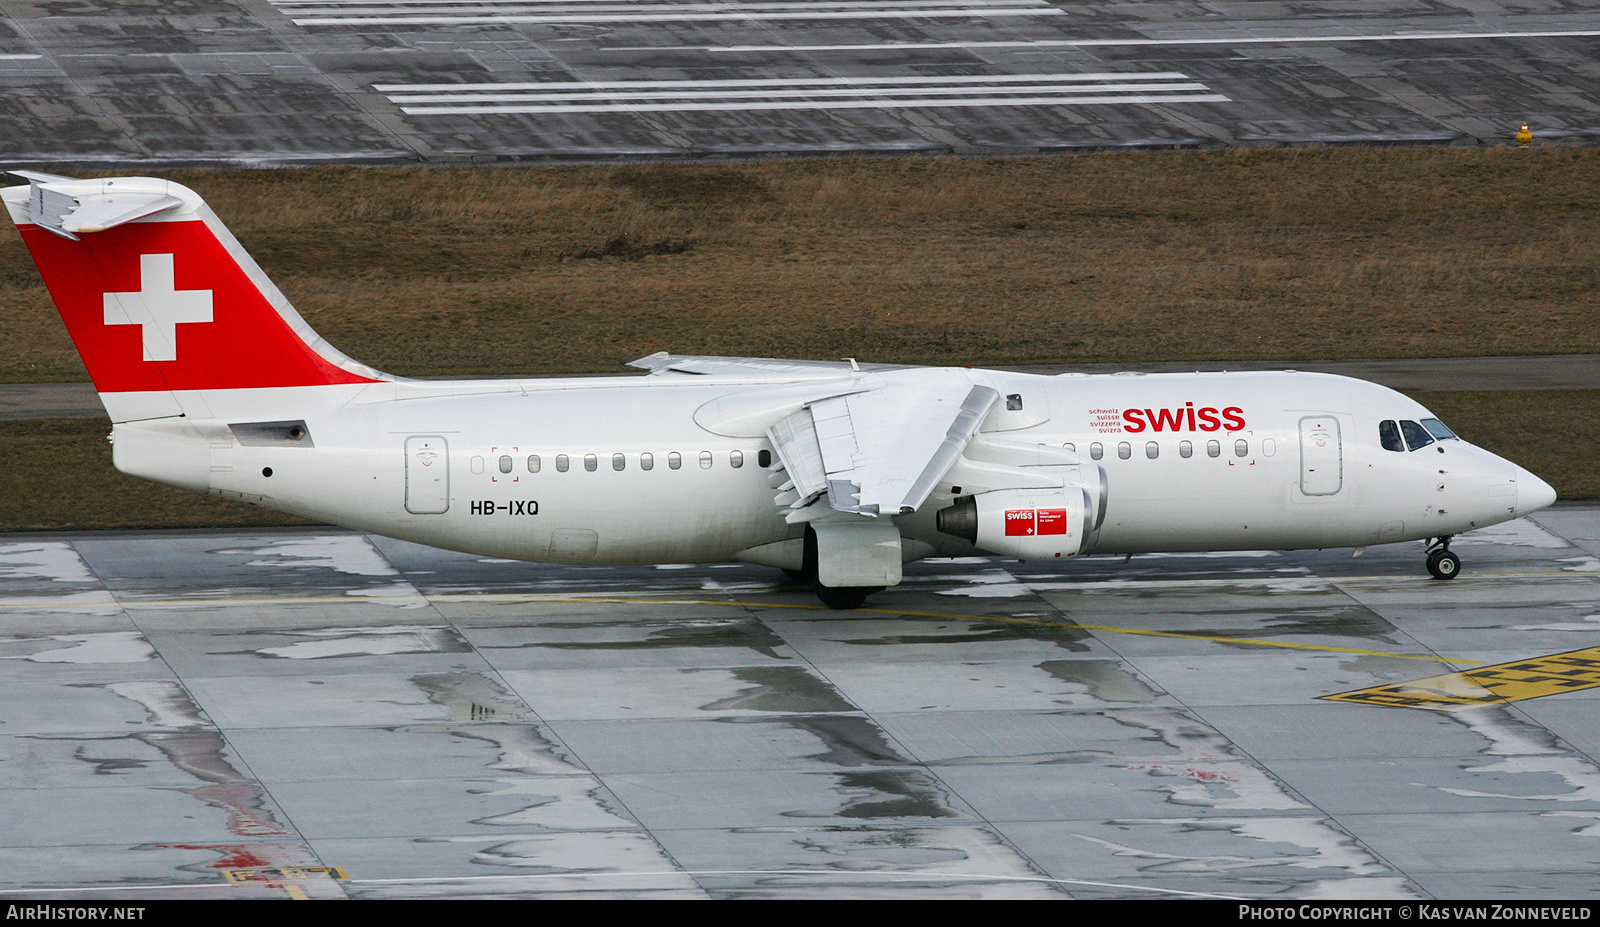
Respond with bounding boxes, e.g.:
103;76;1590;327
936;487;1094;561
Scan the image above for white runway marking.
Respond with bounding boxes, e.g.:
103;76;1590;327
379;72;1229;115
702;28;1600;52
271;0;1064;25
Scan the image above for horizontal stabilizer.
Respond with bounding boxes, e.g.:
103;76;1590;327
4;169;76;185
57;193;184;236
21;175;185;240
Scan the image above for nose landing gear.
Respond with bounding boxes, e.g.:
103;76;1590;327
1426;536;1460;580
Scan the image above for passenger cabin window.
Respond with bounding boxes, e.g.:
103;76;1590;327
1262;438;1276;457
556;454;569;472
758;449;772;467
699;451;713;469
612;453;625;471
1145;441;1158;459
641;453;654;471
584;453;598;472
1380;420;1405;452
1235;439;1248;457
498;455;512;474
1090;443;1103;460
1400;420;1434;451
731;450;744;468
1180;440;1192;458
1207;440;1220;458
1063;443;1076;453
669;452;682;470
527;455;541;473
1117;442;1131;460
470;456;485;474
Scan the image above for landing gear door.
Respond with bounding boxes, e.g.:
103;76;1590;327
811;518;903;588
1298;415;1343;496
405;436;450;514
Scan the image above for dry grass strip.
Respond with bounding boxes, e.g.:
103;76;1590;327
2;148;1596;381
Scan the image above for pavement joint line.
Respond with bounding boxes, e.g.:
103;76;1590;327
0;869;1241;900
341;868;1244;899
8;590;1483;663
0;570;1579;609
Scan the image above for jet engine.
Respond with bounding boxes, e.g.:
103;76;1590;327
936;486;1097;561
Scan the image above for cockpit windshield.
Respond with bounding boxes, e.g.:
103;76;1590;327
1381;417;1459;452
1399;420;1434;450
1421;418;1456;440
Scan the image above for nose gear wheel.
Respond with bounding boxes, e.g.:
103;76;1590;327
1426;537;1460;580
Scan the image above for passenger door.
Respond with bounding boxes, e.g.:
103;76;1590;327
405;436;450;514
1298;416;1343;496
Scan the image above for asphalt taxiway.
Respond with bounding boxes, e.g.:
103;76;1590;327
2;0;1599;162
2;509;1599;899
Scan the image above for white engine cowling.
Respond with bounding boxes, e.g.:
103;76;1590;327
936;486;1095;561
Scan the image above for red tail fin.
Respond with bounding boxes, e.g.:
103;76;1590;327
4;175;384;412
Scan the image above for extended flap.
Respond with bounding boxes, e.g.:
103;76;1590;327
766;368;999;518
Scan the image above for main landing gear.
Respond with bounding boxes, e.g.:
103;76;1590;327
814;584;882;611
1426;536;1461;580
788;527;883;610
784;566;879;610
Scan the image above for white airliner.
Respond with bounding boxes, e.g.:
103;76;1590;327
2;171;1557;608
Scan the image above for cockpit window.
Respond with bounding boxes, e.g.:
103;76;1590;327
1400;420;1435;451
1421;418;1457;440
1379;420;1404;452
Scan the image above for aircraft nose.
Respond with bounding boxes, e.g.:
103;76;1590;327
1516;467;1557;515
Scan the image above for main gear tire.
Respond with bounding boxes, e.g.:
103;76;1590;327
1427;549;1461;580
815;584;881;610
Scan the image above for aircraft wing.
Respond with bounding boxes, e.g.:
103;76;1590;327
629;352;904;378
767;369;999;520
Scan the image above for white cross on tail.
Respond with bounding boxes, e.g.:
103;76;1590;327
103;253;213;362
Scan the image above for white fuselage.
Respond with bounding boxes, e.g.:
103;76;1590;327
109;366;1551;567
5;172;1551;597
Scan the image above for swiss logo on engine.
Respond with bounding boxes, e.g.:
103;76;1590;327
1004;509;1036;536
1005;508;1068;537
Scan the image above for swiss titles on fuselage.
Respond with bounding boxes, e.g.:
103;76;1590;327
1116;403;1247;434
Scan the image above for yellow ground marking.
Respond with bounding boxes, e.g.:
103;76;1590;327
1321;647;1600;711
222;866;347;883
